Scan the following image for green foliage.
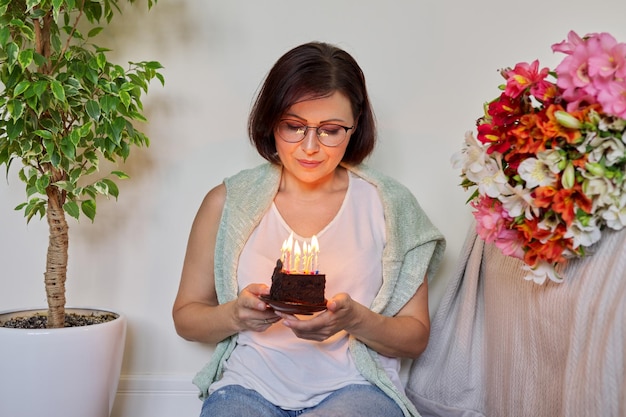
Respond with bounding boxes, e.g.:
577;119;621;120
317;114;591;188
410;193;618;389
0;0;164;222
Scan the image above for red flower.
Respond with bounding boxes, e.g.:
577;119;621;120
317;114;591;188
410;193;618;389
534;185;592;226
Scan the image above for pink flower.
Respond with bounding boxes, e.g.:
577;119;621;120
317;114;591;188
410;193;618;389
504;60;550;99
471;196;511;243
554;42;596;105
494;228;525;260
553;31;626;118
551;30;587;55
586;33;624;78
597;80;626;118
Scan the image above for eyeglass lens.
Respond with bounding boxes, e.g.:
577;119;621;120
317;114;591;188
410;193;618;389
277;120;351;147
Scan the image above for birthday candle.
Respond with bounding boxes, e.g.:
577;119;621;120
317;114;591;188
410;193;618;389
311;235;319;274
281;240;287;264
285;232;293;272
293;241;301;273
302;242;309;274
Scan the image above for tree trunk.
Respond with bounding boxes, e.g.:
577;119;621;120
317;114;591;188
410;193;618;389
45;186;69;328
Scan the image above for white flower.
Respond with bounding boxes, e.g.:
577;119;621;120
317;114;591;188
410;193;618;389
518;157;557;188
599;114;626;133
452;132;496;185
522;261;563;284
499;184;537;219
588;135;625;166
576;131;596;153
602;193;626;230
564;218;602;249
582;176;616;211
475;159;508;198
537;149;565;174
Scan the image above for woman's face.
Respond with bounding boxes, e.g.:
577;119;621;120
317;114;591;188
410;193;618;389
274;91;355;187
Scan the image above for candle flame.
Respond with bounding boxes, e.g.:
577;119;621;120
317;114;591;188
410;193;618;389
311;235;319;253
280;233;319;274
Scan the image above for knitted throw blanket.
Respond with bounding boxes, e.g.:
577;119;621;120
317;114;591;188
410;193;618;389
406;224;626;417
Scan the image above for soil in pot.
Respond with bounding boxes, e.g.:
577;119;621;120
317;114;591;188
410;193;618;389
1;312;117;329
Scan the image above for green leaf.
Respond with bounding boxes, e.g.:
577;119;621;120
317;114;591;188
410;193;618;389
52;0;63;10
94;180;108;195
13;80;31;96
87;27;104;38
86;99;101;121
34;129;54;140
68;129;80;145
25;0;39;10
110;117;125;144
33;81;48;98
32;52;46;67
111;170;129;179
5;42;18;68
61;137;76;159
64;200;80;220
78;121;93;137
0;26;9;45
96;52;106;70
24;199;46;223
81;199;97;221
35;174;50;194
144;61;164;70
55;181;75;193
43;138;55;154
50;150;61;167
18;49;33;69
101;178;119;198
51;81;66;102
100;95;119;113
119;90;131;109
69;168;82;184
7;99;24;119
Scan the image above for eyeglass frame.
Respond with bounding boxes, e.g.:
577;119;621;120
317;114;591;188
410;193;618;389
275;119;355;147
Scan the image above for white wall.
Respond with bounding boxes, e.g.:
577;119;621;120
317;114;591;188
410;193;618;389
2;1;626;416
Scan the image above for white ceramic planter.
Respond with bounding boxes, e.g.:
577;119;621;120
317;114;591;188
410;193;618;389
0;307;127;417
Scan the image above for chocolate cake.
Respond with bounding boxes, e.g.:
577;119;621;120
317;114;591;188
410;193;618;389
269;259;326;305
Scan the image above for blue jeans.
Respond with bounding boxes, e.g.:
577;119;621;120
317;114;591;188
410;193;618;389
200;384;404;417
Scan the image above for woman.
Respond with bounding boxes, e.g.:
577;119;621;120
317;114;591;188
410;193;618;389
173;41;445;417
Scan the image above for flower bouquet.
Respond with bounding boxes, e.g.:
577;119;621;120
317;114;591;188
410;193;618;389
453;31;626;284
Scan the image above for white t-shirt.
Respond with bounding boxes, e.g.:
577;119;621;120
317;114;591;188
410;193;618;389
209;172;402;409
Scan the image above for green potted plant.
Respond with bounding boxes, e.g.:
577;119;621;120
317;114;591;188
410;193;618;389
0;1;163;416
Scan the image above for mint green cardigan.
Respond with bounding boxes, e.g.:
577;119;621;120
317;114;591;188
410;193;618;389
192;163;445;417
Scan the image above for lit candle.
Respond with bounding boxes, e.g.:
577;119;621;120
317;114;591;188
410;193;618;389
279;233;320;274
302;242;309;274
311;235;319;274
281;239;287;264
285;232;293;272
293;241;301;273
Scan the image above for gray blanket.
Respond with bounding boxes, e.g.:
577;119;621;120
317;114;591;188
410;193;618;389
406;224;626;417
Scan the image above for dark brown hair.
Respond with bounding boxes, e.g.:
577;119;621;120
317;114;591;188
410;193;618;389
248;42;376;165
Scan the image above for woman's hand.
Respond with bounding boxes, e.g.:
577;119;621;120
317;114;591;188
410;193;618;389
276;281;431;359
234;284;282;332
275;293;356;341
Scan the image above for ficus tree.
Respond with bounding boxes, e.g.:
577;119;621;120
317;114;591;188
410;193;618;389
0;0;164;328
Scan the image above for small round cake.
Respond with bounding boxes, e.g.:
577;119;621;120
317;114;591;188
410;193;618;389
269;259;326;305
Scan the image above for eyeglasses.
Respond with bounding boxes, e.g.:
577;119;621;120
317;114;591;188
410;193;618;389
276;119;354;147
